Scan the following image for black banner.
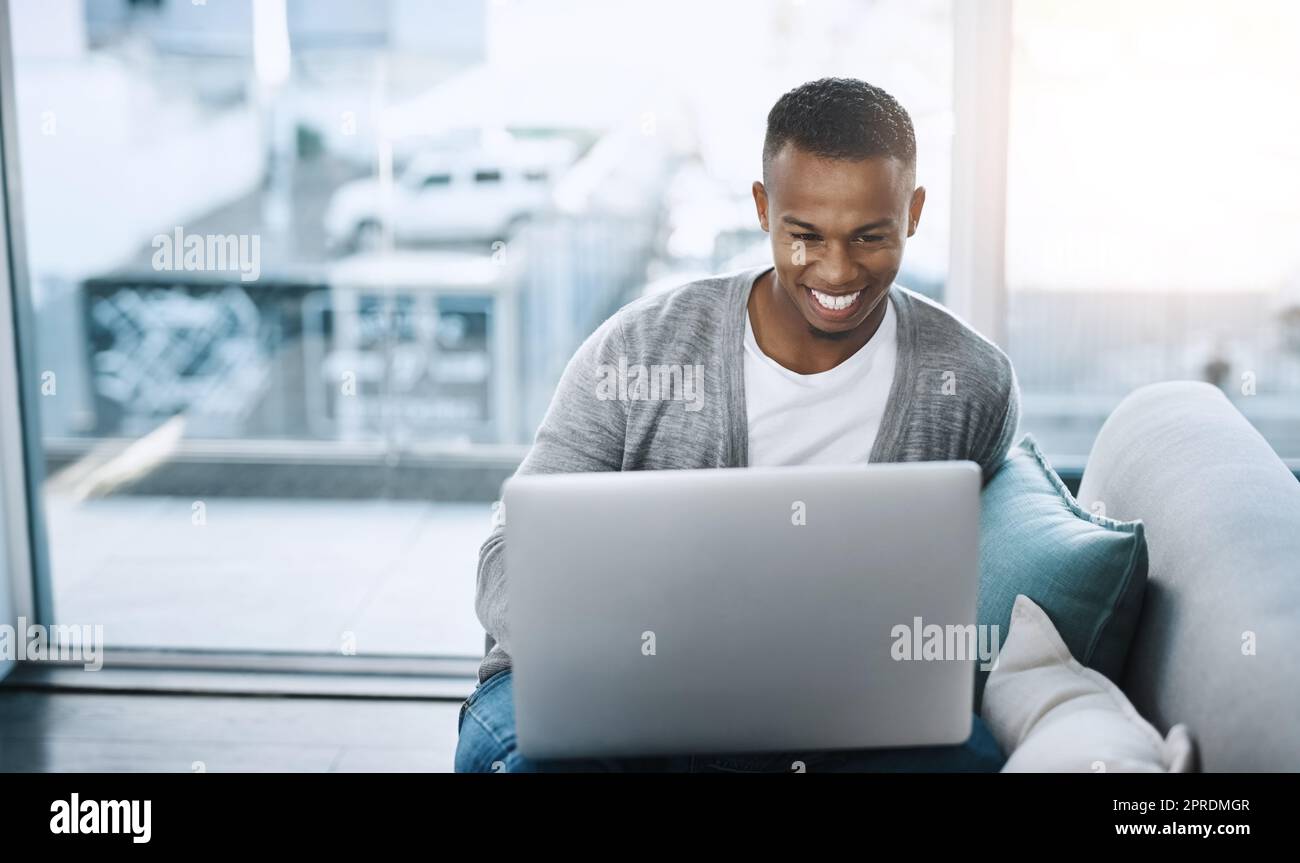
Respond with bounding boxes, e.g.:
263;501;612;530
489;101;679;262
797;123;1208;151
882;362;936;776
1;773;1290;848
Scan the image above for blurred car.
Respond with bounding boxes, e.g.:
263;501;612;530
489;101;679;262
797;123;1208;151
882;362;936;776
323;148;559;252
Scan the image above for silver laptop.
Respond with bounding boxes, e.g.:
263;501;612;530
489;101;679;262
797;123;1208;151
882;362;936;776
504;461;981;760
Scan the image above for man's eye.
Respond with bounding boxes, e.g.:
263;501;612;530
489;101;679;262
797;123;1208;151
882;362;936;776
857;234;885;243
793;233;821;242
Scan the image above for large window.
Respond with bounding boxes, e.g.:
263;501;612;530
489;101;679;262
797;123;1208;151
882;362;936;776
1005;0;1300;459
7;0;955;656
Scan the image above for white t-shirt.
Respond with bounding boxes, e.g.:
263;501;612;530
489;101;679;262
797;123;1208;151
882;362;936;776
744;296;898;467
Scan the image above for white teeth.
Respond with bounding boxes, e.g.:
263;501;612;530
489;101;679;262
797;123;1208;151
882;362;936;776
810;288;861;311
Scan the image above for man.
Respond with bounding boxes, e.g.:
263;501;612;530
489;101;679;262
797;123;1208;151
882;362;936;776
456;77;1020;773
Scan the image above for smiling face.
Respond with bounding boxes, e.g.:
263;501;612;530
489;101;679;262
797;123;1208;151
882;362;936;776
753;145;925;339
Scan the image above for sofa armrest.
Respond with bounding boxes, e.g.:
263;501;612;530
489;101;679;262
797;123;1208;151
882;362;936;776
1077;381;1300;771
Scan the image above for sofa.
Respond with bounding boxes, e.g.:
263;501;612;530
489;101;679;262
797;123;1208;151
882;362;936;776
481;380;1300;771
1074;380;1300;771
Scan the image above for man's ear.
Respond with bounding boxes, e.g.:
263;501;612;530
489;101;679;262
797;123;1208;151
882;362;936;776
907;186;926;237
752;181;769;232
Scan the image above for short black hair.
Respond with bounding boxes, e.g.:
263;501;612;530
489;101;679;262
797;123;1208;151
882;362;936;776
762;77;916;185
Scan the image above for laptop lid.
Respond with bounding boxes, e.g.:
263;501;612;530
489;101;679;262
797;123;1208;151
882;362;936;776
504;460;981;759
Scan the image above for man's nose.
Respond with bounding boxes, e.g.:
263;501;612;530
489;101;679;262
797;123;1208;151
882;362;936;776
814;244;856;288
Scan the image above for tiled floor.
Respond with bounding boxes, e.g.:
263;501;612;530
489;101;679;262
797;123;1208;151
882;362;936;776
0;689;464;772
43;495;490;656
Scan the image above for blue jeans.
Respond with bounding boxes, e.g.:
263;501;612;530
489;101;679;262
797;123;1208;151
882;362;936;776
454;670;1005;773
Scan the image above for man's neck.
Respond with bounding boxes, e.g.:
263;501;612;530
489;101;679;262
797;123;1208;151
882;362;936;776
747;269;889;375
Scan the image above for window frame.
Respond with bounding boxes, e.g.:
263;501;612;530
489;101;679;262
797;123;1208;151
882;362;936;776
0;0;51;685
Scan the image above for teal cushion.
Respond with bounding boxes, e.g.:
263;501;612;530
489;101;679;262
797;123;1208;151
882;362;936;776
974;434;1148;712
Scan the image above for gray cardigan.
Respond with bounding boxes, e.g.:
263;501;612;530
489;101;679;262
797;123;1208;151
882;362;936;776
475;265;1021;682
